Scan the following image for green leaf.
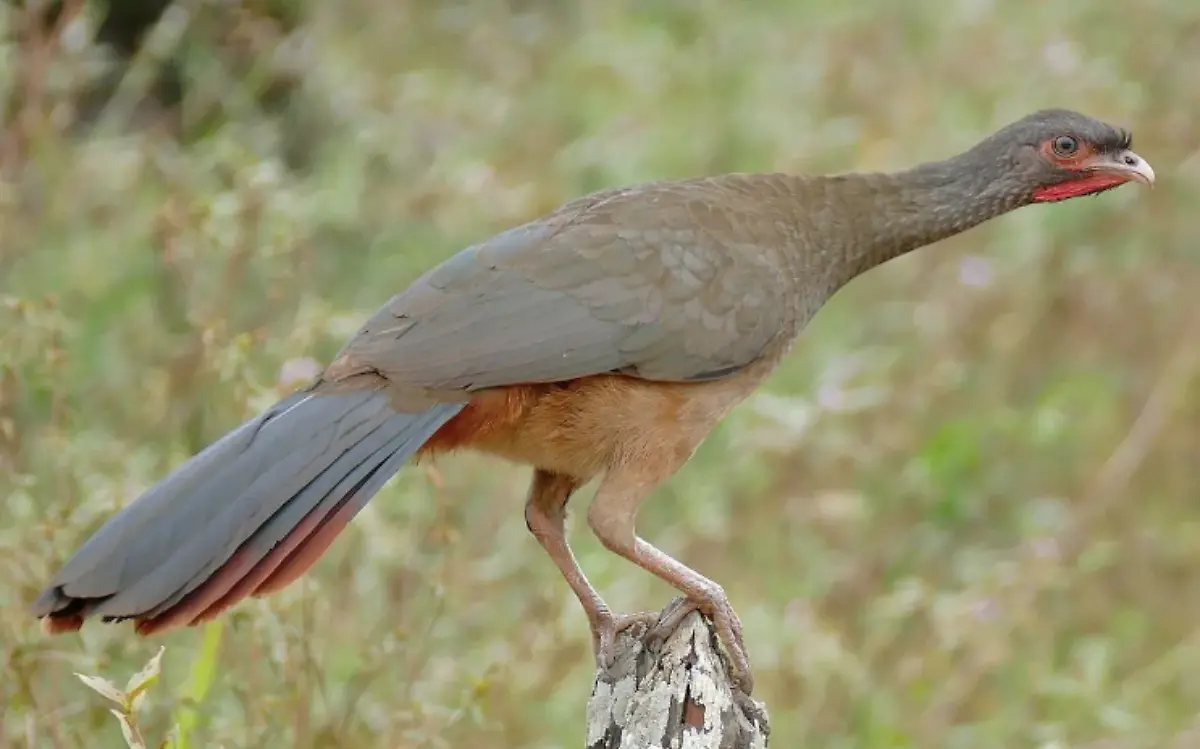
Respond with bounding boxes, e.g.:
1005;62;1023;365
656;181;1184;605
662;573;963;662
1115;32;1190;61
75;673;127;705
174;621;224;749
125;646;166;713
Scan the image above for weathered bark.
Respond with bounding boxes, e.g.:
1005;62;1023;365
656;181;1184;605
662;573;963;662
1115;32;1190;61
586;601;771;749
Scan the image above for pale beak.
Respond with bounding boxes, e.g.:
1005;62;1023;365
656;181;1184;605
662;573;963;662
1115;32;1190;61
1092;149;1155;186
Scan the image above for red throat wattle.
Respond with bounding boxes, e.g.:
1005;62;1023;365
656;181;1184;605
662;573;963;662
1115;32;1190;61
1032;172;1130;202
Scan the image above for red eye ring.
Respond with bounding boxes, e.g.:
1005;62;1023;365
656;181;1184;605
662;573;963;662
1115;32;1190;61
1052;135;1079;157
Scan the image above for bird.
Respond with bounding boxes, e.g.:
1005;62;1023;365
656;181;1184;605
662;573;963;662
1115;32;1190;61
32;108;1153;695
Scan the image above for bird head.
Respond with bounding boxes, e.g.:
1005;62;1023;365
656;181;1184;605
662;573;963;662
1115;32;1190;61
832;109;1157;286
980;109;1154;204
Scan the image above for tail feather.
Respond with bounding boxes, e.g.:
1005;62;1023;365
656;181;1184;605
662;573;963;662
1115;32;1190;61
33;388;464;633
193;433;415;625
91;395;394;619
132;404;406;621
138;416;437;634
250;420;437;593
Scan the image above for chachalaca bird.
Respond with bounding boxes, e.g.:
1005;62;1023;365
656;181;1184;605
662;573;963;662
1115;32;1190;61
33;109;1153;694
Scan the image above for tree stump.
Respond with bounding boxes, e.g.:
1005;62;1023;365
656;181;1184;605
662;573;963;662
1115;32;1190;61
586;601;771;749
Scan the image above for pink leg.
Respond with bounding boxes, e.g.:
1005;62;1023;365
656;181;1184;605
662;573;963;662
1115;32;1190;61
585;469;754;694
524;470;658;663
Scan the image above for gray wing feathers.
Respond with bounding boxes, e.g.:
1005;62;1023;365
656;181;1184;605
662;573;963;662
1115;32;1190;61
349;269;629;390
340;212;788;391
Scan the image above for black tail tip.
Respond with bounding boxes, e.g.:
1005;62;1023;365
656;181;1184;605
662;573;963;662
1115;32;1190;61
30;586;66;619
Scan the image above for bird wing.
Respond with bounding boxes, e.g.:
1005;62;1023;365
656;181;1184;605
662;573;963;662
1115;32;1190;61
328;182;795;394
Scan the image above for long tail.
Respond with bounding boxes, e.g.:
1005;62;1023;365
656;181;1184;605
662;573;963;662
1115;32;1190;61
32;388;465;635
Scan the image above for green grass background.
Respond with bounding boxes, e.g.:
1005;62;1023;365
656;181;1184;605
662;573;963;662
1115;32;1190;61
4;1;1200;747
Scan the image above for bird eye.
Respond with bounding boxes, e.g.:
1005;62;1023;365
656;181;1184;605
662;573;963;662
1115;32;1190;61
1052;135;1079;157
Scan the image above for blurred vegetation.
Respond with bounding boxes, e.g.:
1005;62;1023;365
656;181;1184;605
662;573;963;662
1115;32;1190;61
3;1;1200;747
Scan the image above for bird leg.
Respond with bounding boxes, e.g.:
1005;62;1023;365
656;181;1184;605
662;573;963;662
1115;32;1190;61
586;469;754;694
523;470;659;664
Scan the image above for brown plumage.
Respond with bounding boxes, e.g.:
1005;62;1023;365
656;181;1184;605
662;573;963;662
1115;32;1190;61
33;109;1154;693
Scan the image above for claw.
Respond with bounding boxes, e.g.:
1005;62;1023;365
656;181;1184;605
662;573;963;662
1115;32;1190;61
590;596;755;694
650;595;755;694
592;610;661;668
708;601;754;695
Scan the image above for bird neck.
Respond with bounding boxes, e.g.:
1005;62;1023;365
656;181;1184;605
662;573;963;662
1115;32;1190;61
805;144;1028;294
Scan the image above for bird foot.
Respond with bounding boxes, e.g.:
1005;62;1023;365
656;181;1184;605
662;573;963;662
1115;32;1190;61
651;594;755;695
592;609;662;669
590;596;755;695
